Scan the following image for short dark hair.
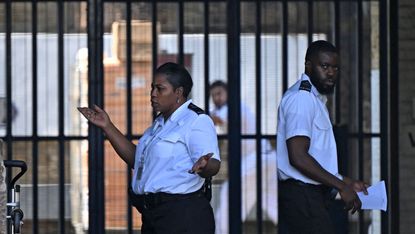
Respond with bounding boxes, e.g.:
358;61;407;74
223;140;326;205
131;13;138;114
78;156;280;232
155;62;193;98
210;80;227;90
305;40;338;61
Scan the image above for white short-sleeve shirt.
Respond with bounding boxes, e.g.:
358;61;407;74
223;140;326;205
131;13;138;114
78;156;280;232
132;99;220;194
276;74;339;185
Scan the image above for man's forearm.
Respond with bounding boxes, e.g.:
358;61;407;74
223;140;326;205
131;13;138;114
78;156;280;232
290;153;346;191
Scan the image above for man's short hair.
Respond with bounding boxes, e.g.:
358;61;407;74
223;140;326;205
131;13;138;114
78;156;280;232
305;40;338;61
155;62;193;98
210;80;227;90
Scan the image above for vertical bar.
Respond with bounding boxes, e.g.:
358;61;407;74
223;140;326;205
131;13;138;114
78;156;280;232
204;1;210;113
380;0;390;233
334;0;341;124
152;1;158;120
227;0;242;233
282;0;288;92
380;0;399;233
5;2;12;233
178;1;184;66
57;1;66;233
255;0;263;233
152;1;158;71
87;0;105;233
389;0;399;232
357;1;364;233
126;1;133;233
5;1;11;155
32;1;39;233
307;0;313;45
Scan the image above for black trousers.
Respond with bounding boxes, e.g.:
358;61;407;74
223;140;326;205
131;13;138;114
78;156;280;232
278;179;335;234
130;189;215;234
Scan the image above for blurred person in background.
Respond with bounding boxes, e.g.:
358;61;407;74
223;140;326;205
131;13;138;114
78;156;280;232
210;80;277;234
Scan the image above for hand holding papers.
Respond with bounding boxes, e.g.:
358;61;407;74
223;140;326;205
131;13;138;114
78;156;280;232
357;180;387;211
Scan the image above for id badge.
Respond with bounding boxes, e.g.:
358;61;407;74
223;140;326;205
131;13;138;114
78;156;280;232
136;155;145;180
136;165;143;180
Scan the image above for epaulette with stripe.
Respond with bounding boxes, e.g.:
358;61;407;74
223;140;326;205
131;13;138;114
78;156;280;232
188;103;205;115
299;80;312;92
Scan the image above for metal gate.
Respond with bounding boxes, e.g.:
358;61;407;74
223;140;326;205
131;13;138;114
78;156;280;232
0;0;398;233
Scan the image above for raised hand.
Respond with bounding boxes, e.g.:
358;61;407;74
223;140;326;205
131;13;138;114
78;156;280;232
77;105;111;130
210;115;225;126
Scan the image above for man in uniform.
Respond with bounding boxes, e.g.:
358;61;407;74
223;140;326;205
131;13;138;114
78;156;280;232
276;40;368;233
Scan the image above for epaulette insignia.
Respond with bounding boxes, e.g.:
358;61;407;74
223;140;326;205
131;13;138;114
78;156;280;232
299;80;312;92
188;103;205;115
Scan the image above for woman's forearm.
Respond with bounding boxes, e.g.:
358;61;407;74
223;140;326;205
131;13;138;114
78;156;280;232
103;123;136;168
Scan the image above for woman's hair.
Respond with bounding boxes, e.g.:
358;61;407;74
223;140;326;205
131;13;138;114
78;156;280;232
305;40;338;62
155;62;193;98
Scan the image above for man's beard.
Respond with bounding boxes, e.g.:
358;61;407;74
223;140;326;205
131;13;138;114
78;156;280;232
309;73;335;94
314;82;335;95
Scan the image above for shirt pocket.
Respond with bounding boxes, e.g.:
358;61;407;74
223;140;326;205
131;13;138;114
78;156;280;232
312;116;332;150
152;133;182;158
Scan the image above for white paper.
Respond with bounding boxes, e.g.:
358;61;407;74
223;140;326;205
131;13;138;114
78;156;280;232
357;180;387;211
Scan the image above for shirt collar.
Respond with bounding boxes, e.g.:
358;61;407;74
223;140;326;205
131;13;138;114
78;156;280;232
170;99;192;123
301;74;327;104
154;99;192;126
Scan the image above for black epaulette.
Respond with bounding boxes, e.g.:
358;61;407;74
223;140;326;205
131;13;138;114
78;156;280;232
188;103;205;115
299;80;312;92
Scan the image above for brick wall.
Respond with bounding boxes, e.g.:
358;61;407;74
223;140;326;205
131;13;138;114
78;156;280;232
399;1;415;233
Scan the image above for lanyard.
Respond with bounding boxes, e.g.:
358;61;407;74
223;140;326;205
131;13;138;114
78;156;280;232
136;121;163;180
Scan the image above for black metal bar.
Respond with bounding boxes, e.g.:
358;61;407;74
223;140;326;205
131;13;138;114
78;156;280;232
334;0;341;124
9;0;382;2
356;1;364;233
152;1;158;121
31;0;39;233
87;0;105;233
178;0;184;65
255;1;263;233
204;1;210;113
5;1;12;233
126;1;133;233
0;136;88;141
389;0;399;232
227;0;242;233
57;1;66;233
99;0;379;2
379;0;389;233
379;0;399;233
152;2;158;71
282;0;288;93
348;133;382;138
307;0;313;45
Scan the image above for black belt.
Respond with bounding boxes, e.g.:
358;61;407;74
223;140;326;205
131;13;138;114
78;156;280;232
129;187;204;211
280;178;327;189
279;179;337;200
